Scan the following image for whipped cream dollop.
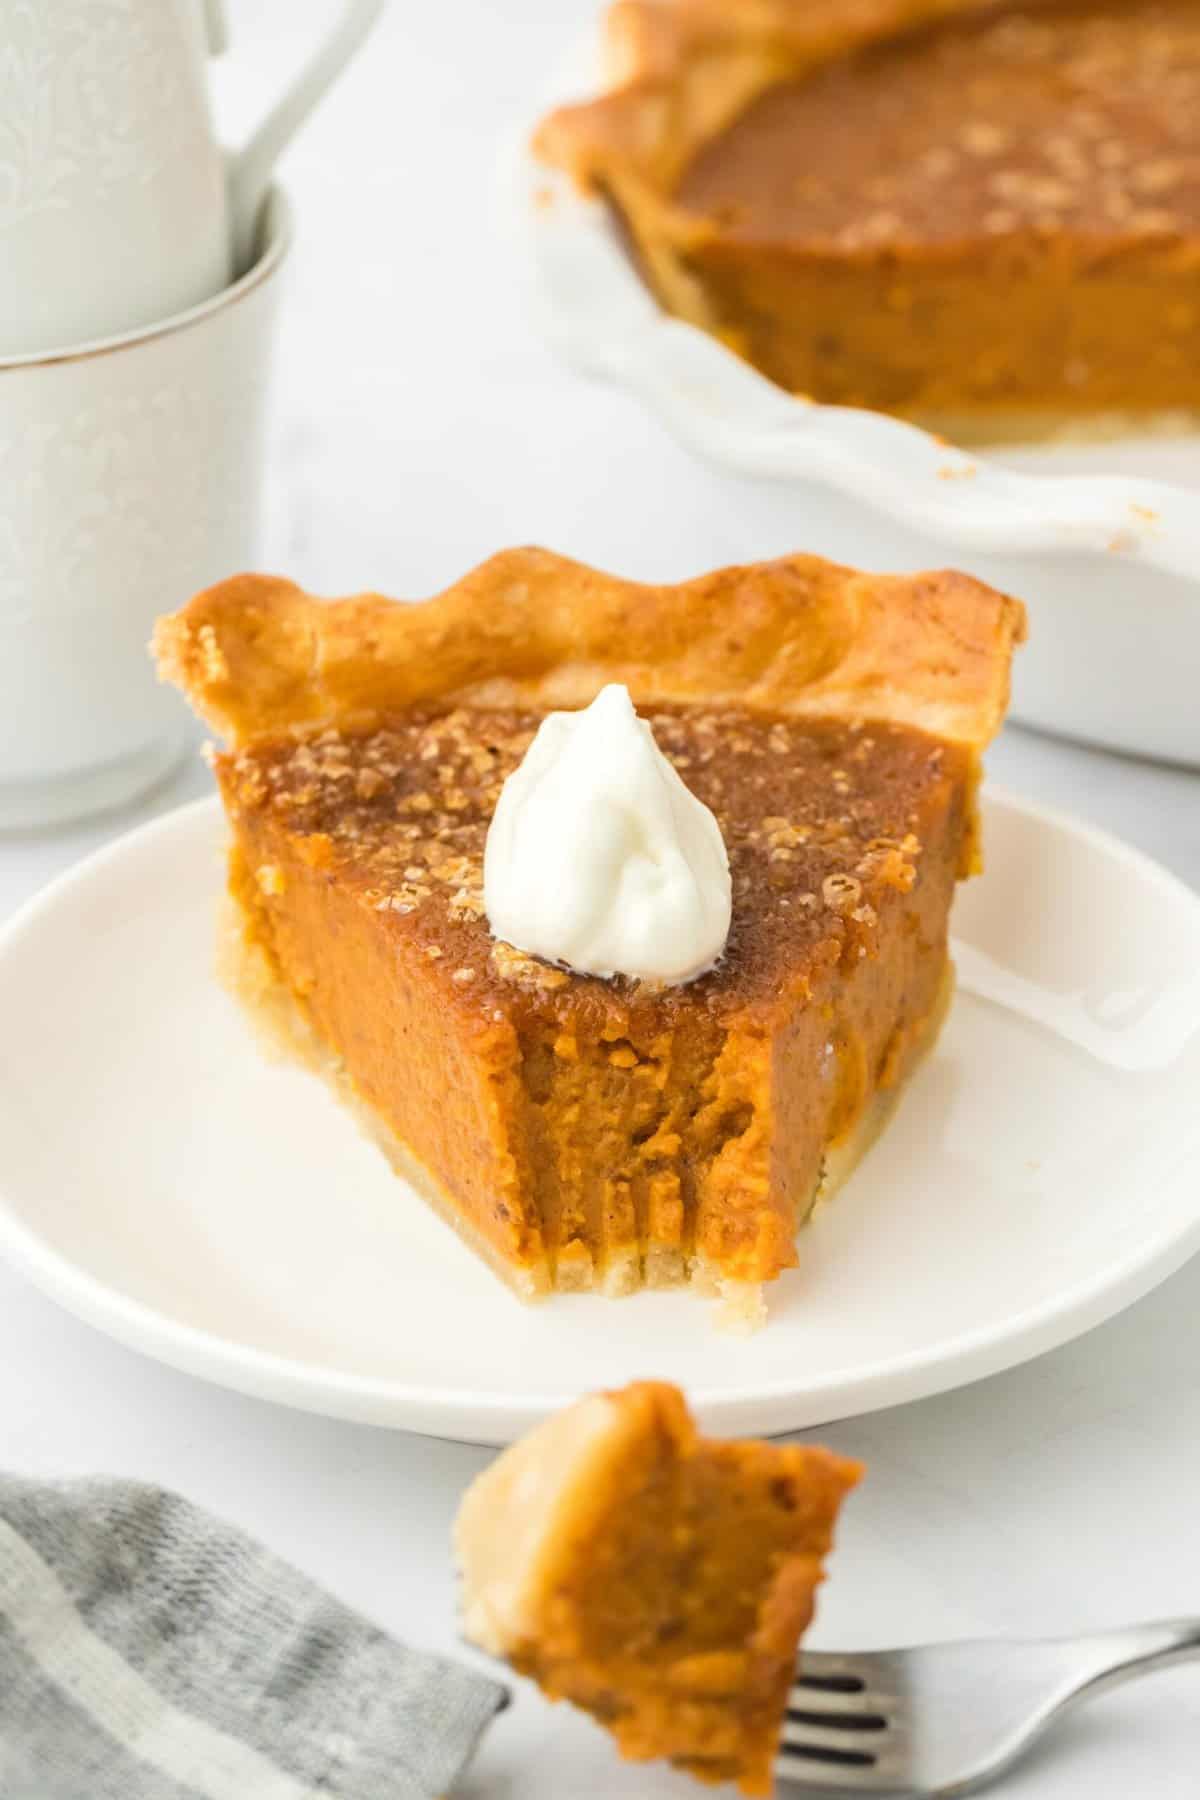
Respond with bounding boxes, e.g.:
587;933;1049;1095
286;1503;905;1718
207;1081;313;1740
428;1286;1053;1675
483;684;731;984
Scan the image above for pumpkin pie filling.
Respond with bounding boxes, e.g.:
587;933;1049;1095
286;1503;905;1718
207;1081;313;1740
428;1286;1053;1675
538;0;1200;430
155;547;1024;1320
222;700;969;1304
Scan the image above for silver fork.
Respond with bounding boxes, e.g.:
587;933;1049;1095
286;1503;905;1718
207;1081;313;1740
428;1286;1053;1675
777;1620;1200;1794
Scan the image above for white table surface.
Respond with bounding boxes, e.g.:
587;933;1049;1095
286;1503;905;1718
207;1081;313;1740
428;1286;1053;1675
3;3;1199;1794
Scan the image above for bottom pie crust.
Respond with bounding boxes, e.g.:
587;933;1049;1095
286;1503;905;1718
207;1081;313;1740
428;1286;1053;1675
910;406;1200;450
219;898;955;1331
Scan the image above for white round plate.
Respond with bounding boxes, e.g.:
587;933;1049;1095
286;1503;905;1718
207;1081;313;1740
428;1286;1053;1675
1;794;1198;1445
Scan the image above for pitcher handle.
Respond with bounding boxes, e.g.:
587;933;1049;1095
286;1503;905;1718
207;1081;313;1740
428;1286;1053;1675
202;0;230;56
224;0;384;272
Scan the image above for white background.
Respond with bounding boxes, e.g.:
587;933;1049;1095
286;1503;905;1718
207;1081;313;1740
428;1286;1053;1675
2;2;1199;1794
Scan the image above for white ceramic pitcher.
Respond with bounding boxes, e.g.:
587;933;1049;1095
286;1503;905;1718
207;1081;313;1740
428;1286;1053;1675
0;0;382;356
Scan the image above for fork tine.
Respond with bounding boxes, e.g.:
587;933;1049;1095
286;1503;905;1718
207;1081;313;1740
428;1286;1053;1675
779;1719;887;1756
793;1650;867;1674
793;1649;888;1683
772;1746;904;1793
786;1683;896;1717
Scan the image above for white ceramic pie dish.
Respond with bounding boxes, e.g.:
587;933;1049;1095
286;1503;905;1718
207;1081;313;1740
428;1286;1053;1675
507;48;1200;770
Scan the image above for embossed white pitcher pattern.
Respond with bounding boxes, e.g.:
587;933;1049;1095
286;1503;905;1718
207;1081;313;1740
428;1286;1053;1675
0;0;228;353
0;0;382;355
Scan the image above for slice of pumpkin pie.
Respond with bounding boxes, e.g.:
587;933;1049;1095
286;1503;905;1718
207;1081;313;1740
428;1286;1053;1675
154;546;1022;1322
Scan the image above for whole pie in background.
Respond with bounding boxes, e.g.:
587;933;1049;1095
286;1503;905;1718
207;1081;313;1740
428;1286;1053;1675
536;0;1200;437
155;547;1023;1325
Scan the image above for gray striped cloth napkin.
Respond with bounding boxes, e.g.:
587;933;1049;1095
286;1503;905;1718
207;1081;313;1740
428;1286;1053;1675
0;1477;506;1800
